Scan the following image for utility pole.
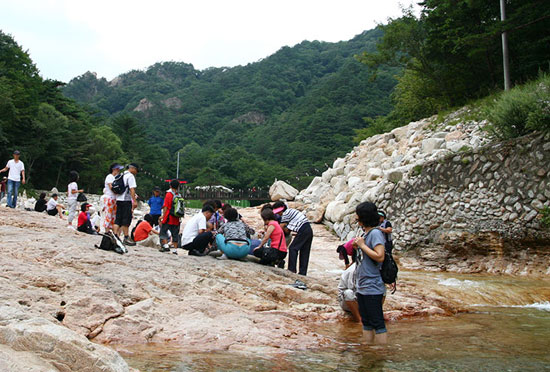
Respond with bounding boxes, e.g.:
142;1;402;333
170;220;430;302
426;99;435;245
176;151;180;179
500;0;511;91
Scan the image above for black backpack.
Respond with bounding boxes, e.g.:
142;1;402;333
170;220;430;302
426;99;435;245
95;232;128;254
380;250;398;286
76;192;87;202
111;173;127;195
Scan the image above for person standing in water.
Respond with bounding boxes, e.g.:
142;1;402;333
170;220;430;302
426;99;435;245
353;202;387;344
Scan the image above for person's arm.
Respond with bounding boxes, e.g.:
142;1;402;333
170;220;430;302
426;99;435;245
150;229;159;235
21;170;25;184
255;224;275;251
130;188;136;205
0;163;8;173
279;222;290;234
354;237;385;262
380;222;393;234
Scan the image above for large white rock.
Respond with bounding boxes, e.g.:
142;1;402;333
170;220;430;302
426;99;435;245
269;181;299;201
366;168;383;181
347;176;362;189
325;200;348;222
421;138;446;153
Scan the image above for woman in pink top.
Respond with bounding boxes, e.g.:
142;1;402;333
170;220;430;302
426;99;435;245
253;208;287;267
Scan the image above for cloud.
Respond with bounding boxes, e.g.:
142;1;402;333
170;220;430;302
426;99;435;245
0;0;417;82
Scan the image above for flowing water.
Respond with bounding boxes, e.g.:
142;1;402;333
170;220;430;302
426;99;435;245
118;271;550;371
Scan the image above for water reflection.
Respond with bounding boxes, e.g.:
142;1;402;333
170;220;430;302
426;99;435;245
118;271;550;372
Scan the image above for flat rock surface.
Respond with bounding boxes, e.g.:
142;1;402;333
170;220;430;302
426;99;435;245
0;206;488;359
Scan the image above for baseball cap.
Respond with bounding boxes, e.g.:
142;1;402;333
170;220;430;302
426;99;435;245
13;150;21;155
129;163;139;170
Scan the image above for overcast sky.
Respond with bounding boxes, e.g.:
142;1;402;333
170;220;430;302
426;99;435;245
0;0;417;82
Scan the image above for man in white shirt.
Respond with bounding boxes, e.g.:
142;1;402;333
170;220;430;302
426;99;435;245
113;163;139;246
0;150;26;208
180;204;215;256
46;193;64;218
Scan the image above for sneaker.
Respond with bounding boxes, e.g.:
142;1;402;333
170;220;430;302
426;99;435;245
217;254;228;260
277;260;285;269
67;225;75;230
172;250;178;255
189;249;206;257
123;237;136;246
159;244;170;253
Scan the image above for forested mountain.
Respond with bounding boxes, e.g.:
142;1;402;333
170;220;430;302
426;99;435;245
63;28;399;189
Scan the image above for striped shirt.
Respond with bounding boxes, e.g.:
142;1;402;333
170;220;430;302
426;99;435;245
281;208;309;232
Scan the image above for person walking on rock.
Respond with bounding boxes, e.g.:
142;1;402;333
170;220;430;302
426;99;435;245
272;201;313;276
354;202;387;344
0;150;26;208
67;171;83;229
113;163;139;246
103;163;124;233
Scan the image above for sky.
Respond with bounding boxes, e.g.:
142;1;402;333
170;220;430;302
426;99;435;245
0;0;418;83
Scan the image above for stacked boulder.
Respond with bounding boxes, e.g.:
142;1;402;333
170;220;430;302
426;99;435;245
296;108;550;257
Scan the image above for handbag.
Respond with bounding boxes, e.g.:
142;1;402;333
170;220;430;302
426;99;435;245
261;231;284;263
76;192;87;202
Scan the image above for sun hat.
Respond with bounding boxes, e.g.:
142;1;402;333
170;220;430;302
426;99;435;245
273;206;285;214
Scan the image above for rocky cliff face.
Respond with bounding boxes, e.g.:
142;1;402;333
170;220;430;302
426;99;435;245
296;109;550;276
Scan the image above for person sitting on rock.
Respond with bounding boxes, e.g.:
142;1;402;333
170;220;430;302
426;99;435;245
34;192;48;212
133;214;160;248
337;239;358;269
216;207;255;260
353;202;387;344
253;208;287;267
180;204;215;256
77;203;99;235
46;193;64;218
338;262;361;323
378;211;393;254
272;201;313;275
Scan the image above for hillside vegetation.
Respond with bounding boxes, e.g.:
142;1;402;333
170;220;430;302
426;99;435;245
63;29;398;190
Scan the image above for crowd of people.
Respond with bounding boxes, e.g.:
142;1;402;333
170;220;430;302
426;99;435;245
3;150;395;345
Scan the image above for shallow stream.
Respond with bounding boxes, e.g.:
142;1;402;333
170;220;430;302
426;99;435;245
117;271;550;371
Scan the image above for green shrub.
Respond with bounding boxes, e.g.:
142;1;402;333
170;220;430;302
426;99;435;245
412;165;423;176
541;206;550;228
488;74;550;139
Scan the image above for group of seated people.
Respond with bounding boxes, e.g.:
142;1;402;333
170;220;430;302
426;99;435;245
35;192;99;234
131;198;291;268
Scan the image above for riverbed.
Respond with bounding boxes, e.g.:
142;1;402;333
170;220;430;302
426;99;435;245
118;271;550;371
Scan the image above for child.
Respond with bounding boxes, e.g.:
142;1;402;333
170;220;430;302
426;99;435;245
216;208;255;260
134;214;160;247
336;239;358;268
353;202;387;344
67;171;83;229
77;204;98;235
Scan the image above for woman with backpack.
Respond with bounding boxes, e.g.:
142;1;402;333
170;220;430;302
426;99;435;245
103;164;124;233
353;201;387;344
